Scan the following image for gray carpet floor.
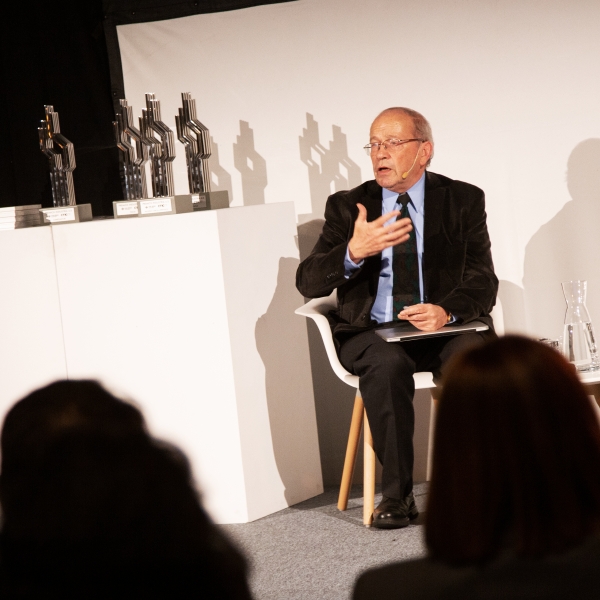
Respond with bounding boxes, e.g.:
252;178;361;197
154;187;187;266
222;483;429;600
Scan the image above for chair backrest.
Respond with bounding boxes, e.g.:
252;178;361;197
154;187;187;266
295;291;360;388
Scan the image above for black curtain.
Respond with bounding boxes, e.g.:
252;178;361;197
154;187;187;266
0;0;295;215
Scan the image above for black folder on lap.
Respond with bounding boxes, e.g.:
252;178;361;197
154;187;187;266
375;320;489;343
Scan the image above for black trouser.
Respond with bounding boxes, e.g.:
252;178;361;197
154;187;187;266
339;329;486;500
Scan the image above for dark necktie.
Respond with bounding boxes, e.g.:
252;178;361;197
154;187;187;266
392;193;420;321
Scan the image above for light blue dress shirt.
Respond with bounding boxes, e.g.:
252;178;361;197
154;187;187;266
344;172;426;324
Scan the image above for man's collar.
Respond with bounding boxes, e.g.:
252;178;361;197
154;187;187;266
382;171;426;212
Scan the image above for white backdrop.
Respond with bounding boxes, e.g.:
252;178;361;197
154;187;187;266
117;0;600;341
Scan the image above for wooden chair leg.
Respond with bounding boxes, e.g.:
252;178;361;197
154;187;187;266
586;382;600;410
338;393;364;511
427;386;441;481
363;411;376;526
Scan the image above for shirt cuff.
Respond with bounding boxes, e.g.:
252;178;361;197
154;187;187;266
344;246;364;278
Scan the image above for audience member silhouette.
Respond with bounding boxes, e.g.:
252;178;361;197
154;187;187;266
0;380;253;599
354;336;600;599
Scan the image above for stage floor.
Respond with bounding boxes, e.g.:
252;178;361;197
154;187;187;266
222;483;429;600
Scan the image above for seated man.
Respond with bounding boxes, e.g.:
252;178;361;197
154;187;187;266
296;107;498;529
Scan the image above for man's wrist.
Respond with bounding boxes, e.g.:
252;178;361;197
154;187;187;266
348;244;361;263
344;246;364;277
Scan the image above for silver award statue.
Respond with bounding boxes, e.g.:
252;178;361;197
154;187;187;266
38;106;92;224
39;105;76;207
174;92;229;211
140;93;176;199
114;94;193;218
113;99;150;201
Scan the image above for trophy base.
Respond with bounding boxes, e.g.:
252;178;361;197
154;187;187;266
179;191;230;211
39;204;93;225
113;196;196;219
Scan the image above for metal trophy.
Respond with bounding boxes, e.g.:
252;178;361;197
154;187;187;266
141;93;176;198
39;105;75;207
113;99;150;201
113;94;192;218
174;92;229;211
38;106;92;224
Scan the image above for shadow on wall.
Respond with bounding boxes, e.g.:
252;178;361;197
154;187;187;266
208;137;233;200
523;139;600;340
296;116;368;485
233;120;267;206
296;216;359;486
497;280;527;334
255;257;322;504
298;113;362;224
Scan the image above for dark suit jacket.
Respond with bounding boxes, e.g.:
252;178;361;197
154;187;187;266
352;536;600;600
296;171;498;350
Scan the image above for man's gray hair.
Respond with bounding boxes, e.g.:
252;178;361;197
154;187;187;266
377;107;434;166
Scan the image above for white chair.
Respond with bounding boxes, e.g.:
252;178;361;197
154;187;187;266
296;291;503;526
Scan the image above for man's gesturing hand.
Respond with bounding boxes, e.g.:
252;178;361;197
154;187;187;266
348;203;413;263
398;304;448;332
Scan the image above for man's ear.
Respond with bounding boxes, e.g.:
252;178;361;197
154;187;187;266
420;141;433;166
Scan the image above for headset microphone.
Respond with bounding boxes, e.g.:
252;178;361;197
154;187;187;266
402;143;422;180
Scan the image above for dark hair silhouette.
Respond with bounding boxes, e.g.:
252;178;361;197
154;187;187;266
426;336;600;566
0;380;252;599
1;379;144;454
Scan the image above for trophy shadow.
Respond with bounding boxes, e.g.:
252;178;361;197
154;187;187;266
233;120;267;206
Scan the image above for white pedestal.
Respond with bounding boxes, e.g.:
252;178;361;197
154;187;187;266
0;203;323;523
0;227;68;409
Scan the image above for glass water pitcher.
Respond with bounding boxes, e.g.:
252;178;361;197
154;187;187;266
562;280;599;371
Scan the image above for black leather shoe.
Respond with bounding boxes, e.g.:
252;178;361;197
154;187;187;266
371;492;419;529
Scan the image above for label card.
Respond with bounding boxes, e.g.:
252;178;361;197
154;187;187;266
139;198;173;215
42;208;76;223
116;201;139;216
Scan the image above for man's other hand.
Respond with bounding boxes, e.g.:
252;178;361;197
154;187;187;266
398;304;448;331
348;203;412;263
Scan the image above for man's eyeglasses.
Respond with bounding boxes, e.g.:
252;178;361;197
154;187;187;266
363;138;422;155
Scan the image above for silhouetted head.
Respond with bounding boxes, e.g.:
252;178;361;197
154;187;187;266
427;335;600;565
1;380;145;493
1;379;144;452
0;380;252;599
